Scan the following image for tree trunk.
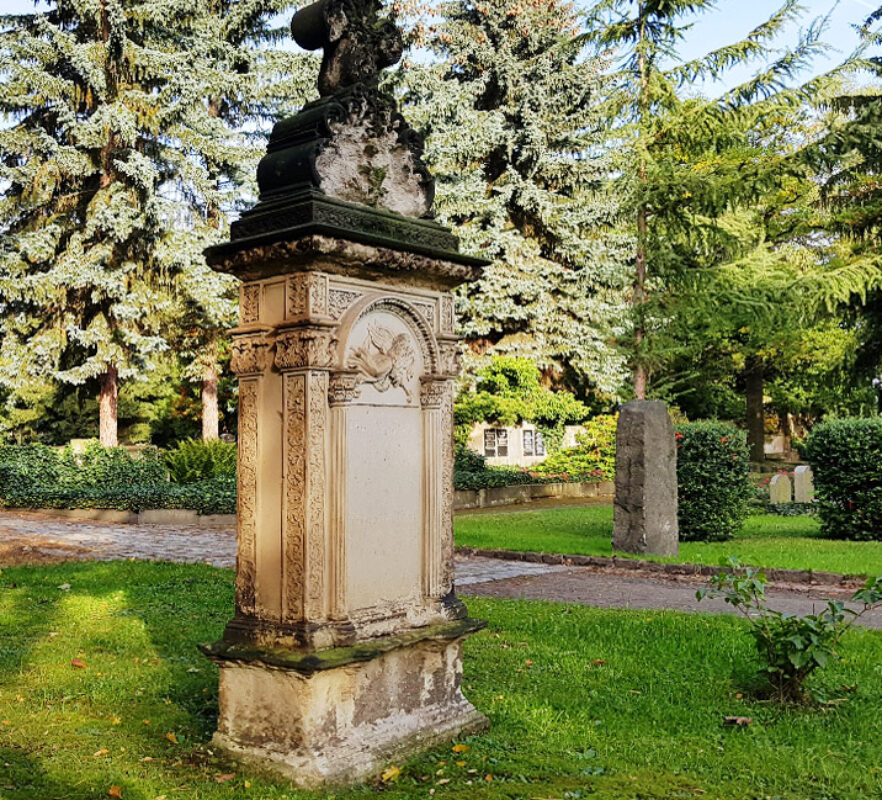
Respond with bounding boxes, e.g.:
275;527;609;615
745;358;765;463
202;361;219;441
632;4;649;401
99;365;118;447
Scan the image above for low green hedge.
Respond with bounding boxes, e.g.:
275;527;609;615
676;421;751;542
1;476;236;515
804;417;882;541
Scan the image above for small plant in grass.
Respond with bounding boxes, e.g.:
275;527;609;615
165;438;237;483
698;558;882;702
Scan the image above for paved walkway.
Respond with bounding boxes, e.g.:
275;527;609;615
1;511;879;628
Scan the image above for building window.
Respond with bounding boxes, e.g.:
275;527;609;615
524;429;546;457
484;428;508;457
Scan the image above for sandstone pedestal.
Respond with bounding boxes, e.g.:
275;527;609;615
200;243;488;785
613;400;679;557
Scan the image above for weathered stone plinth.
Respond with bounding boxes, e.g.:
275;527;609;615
613;400;679;557
202;620;486;786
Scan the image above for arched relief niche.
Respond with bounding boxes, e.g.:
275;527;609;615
335;295;439;614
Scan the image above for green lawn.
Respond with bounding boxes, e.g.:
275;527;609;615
3;561;882;799
455;505;882;576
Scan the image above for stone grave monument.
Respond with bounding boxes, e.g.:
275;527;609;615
793;465;815;504
613;400;679;557
769;473;793;505
199;0;488;784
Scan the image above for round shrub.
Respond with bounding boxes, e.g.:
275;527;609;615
803;417;882;541
676;421;750;542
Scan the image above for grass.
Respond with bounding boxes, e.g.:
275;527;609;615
455;505;882;576
3;561;882;799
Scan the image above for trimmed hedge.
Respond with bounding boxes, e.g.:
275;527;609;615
0;442;234;515
676;421;750;542
804;417;882;541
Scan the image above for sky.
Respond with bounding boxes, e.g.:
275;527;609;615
674;0;873;94
0;0;875;93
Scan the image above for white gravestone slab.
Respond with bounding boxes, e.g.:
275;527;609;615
793;466;815;504
769;473;792;505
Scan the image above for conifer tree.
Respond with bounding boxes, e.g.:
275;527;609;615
402;0;631;398
586;0;833;399
0;0;313;445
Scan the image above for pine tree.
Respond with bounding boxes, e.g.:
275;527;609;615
402;0;631;399
586;0;834;399
0;0;315;445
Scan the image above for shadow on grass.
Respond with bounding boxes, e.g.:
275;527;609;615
0;560;236;788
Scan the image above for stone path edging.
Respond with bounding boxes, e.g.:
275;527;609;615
455;546;867;589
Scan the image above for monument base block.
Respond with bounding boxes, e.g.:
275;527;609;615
203;621;488;787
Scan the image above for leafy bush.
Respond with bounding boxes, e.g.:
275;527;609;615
804;418;882;541
454;356;590;449
699;560;882;702
2;476;236;515
0;445;64;493
676;421;750;542
59;441;167;487
533;415;616;481
165;438;237;483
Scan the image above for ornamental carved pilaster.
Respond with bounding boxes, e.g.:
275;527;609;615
287;273;331;321
230;334;273;376
275;324;338;371
420;376;450;409
328;371;362;406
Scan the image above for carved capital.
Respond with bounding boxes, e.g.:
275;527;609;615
230;335;273;376
438;340;462;378
328;371;362;406
420;376;450;409
275;325;338;371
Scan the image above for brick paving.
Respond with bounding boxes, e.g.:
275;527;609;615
1;510;880;628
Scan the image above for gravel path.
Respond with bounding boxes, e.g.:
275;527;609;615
1;510;878;628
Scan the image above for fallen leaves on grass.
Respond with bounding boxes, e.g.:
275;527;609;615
380;765;400;782
70;659;87;669
722;716;753;727
214;773;236;783
164;732;178;744
452;744;469;753
107;787;122;799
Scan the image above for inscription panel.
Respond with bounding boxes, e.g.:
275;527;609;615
345;405;422;611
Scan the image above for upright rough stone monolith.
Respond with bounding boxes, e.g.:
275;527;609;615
198;0;487;785
613;400;678;557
